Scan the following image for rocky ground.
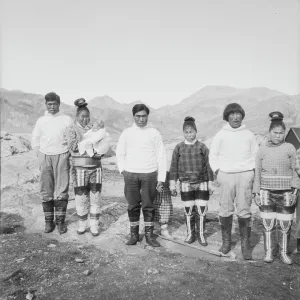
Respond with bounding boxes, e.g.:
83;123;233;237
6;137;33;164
1;133;300;300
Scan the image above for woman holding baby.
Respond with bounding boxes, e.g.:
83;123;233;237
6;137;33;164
66;98;109;236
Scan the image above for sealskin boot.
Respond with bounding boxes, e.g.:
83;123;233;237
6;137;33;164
54;199;68;234
145;225;161;247
278;221;293;265
261;218;276;263
195;206;208;246
126;209;141;245
238;217;252;260
126;224;140;245
184;206;196;244
219;215;233;254
42;201;55;233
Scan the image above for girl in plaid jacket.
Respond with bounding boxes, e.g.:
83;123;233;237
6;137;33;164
253;112;300;264
169;117;214;246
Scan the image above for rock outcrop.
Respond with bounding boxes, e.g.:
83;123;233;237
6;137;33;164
1;131;32;157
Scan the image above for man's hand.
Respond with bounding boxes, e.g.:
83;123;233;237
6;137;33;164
208;181;214;195
156;181;164;193
34;146;40;157
170;189;177;197
253;193;261;207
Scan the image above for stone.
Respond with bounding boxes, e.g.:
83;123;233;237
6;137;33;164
83;269;92;276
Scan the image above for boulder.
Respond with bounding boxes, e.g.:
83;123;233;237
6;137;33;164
0;132;32;157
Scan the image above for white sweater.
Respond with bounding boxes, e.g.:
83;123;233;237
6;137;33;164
116;123;167;182
209;124;258;173
31;111;73;155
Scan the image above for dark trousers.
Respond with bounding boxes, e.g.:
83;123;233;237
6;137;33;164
124;171;157;221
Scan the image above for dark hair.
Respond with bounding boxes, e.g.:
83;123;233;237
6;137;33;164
223;103;245;121
269;111;286;132
132;104;150;116
45;92;60;104
74;98;89;115
183;116;197;132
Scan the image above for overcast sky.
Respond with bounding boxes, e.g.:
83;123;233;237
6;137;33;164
1;0;300;108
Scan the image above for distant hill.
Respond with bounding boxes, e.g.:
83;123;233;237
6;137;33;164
1;86;300;142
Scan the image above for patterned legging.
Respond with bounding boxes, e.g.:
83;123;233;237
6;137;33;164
73;166;102;221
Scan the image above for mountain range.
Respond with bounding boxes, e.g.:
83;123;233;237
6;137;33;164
1;86;300;142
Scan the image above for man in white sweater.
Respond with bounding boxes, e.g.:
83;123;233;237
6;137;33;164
209;103;258;260
32;92;73;234
116;104;166;247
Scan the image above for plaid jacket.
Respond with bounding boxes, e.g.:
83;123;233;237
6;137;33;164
169;140;214;183
253;142;300;193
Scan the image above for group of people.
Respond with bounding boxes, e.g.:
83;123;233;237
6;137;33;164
32;92;300;265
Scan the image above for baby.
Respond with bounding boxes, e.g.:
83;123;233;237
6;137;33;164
78;120;111;157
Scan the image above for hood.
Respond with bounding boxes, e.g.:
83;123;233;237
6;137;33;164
222;123;246;132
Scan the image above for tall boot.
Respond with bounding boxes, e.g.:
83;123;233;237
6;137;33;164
54;199;68;234
143;210;161;247
219;215;233;254
238;217;252;260
261;218;276;263
42;200;55;233
184;206;196;244
75;187;89;235
126;209;140;245
90;186;101;237
278;220;293;265
77;218;87;235
195;205;208;246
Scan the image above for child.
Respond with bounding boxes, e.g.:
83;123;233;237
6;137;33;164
78;120;111;157
169;117;214;246
154;171;173;238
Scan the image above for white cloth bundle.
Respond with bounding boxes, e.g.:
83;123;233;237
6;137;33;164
78;128;111;157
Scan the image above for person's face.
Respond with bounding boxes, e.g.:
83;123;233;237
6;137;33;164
228;112;243;128
269;126;285;144
183;126;197;142
46;100;60;115
92;122;101;131
134;110;148;127
77;110;90;127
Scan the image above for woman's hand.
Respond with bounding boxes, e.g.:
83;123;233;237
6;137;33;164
253;193;261;207
291;194;297;206
208;181;214;195
289;188;298;206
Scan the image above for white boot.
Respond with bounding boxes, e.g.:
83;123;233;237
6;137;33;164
90;219;99;237
77;219;87;235
160;224;172;239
